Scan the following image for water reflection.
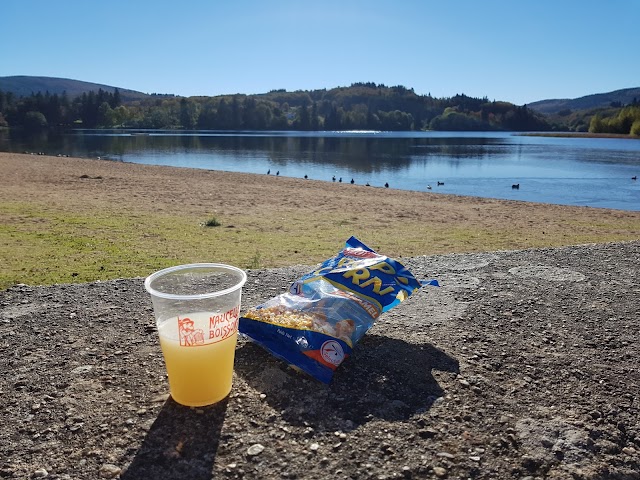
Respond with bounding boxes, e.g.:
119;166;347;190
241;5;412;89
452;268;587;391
1;130;507;170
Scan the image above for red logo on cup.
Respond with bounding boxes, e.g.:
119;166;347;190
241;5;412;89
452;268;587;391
178;317;205;346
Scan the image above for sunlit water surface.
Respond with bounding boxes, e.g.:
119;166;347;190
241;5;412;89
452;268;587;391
2;130;639;211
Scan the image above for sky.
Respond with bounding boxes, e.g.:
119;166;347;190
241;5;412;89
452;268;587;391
1;0;639;106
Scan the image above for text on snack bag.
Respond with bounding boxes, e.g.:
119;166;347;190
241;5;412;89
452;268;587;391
340;260;411;296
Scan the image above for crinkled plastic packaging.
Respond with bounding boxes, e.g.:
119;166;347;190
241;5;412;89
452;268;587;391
239;236;436;383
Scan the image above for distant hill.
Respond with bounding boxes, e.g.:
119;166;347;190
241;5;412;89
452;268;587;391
0;75;153;102
2;75;636;132
528;87;640;115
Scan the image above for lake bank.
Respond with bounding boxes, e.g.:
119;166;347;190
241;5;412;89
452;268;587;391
518;131;640;140
3;129;640;210
1;151;640;289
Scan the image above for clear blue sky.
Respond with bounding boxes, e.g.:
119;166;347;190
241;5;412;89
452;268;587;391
2;0;638;105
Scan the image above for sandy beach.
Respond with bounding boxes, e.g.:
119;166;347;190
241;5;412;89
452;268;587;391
2;152;639;275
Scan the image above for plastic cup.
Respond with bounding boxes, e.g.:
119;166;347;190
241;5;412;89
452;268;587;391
144;263;247;407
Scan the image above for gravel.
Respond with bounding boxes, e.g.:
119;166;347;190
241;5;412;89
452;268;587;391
1;242;639;479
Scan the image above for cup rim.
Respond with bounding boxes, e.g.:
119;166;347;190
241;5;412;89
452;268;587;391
144;263;247;300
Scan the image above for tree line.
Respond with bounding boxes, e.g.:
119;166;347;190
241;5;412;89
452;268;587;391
0;82;551;132
589;103;640;136
0;88;123;130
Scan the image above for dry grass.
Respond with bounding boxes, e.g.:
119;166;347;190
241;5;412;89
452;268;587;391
2;152;639;289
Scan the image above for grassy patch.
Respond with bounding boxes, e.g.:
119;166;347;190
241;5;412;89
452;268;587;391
1;199;640;290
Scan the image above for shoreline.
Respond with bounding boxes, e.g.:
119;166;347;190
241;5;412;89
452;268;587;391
518;131;640;140
3;151;638;216
7;149;640;212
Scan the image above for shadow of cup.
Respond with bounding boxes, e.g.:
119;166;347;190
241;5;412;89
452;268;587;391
120;397;228;480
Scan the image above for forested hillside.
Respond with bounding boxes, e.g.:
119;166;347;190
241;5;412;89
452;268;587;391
0;79;550;132
2;75;639;134
588;104;640;136
539;97;640;135
528;87;640;115
0;76;151;102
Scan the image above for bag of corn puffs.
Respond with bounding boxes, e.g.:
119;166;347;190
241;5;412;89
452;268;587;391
239;236;435;383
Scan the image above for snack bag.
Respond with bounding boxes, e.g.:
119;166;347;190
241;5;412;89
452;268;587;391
240;236;435;383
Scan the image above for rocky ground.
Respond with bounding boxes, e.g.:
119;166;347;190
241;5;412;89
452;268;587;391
1;241;639;479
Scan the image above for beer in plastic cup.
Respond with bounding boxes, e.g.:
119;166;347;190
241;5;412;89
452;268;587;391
144;263;247;406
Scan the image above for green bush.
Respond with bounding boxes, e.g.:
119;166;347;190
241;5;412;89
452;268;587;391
203;217;221;227
23;111;48;131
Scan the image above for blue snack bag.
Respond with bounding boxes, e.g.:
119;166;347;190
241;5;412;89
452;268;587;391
240;236;431;383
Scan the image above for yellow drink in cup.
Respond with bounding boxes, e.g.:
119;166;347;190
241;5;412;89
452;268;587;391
157;312;238;406
144;264;247;407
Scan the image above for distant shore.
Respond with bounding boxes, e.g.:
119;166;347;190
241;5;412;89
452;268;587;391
517;131;640;140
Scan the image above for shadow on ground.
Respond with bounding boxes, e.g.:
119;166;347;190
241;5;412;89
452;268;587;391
120;398;228;480
235;334;459;429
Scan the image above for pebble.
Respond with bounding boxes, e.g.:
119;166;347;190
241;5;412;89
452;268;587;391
432;466;447;477
247;444;265;456
309;443;320;451
33;468;48;477
436;452;455;459
391;399;409;409
99;464;121;478
151;393;170;403
541;437;554;448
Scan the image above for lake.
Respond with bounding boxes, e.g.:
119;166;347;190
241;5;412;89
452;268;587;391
2;129;639;211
